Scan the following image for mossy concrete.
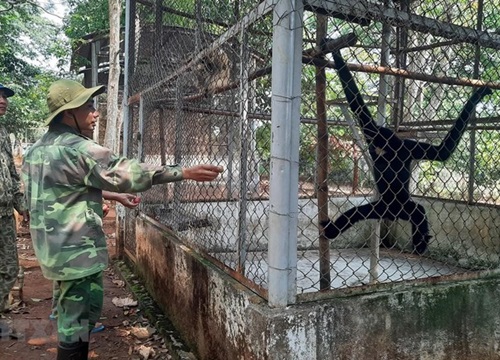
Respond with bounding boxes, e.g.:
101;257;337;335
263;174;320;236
130;214;500;360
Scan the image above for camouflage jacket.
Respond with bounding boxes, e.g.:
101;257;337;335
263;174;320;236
0;125;26;217
22;123;183;281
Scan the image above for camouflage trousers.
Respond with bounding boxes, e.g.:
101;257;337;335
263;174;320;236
0;215;18;312
56;271;103;343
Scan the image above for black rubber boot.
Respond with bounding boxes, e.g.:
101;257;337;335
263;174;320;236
57;341;89;360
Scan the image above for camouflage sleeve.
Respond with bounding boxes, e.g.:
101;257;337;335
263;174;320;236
2;128;25;213
80;141;184;193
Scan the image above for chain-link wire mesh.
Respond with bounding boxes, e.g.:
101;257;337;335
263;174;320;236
124;0;500;299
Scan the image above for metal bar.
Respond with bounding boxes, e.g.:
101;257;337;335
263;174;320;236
304;0;500;50
156;104;500;130
237;29;250;274
400;116;499;127
173;79;183;208
397;39;462;54
302;57;500;89
400;125;500;132
155;54;500;106
122;0;136;157
315;14;331;291
268;0;302;307
138;96;144;162
158;108;166;166
119;0;135;261
468;0;485;203
91;40;100;142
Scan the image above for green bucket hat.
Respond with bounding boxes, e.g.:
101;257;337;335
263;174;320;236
45;79;106;125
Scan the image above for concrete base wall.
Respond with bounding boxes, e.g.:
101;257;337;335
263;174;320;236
135;214;500;360
387;198;500;267
174;196;500;269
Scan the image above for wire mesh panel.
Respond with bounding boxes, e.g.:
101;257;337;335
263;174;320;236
127;0;275;295
300;0;500;294
125;0;500;299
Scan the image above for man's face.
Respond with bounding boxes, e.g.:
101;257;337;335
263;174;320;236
0;90;9;117
69;100;99;133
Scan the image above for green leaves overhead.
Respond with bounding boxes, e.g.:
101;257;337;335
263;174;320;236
64;0;118;40
0;1;66;136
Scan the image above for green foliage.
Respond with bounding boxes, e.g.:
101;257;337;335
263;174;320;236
255;122;271;175
255;119;362;185
0;1;62;137
326;126;358;184
475;130;500;186
0;74;55;137
64;0;115;40
64;0;125;70
135;0;246;34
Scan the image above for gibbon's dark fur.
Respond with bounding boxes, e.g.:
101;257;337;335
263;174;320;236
321;48;492;255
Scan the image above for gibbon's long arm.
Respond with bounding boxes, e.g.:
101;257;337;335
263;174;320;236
408;86;492;161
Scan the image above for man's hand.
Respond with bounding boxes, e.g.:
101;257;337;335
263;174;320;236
21;210;30;224
113;193;141;209
182;164;224;182
102;203;110;217
102;191;141;210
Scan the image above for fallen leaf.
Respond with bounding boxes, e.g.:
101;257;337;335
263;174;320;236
20;256;38;261
112;280;125;287
136;344;155;359
9;300;25;310
117;328;130;337
28;335;57;346
112;297;138;308
130;325;156;340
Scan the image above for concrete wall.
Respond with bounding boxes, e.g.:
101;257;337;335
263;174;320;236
387;198;500;267
179;196;500;268
134;214;500;360
176;197;373;252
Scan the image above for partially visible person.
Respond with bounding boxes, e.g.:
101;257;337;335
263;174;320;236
48;110;141;332
0;84;29;339
49;190;141;334
22;79;223;359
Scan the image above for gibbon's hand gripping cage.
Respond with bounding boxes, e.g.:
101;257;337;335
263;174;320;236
121;0;500;305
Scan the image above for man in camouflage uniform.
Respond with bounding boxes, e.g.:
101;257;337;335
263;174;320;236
0;84;28;339
22;79;223;359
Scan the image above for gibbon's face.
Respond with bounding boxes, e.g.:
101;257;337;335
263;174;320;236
0;90;9;117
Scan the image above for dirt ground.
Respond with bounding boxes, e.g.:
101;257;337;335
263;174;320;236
0;206;171;360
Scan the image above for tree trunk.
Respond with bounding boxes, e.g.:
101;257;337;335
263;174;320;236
105;0;121;153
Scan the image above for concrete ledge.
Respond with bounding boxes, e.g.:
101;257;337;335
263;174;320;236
130;213;500;360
